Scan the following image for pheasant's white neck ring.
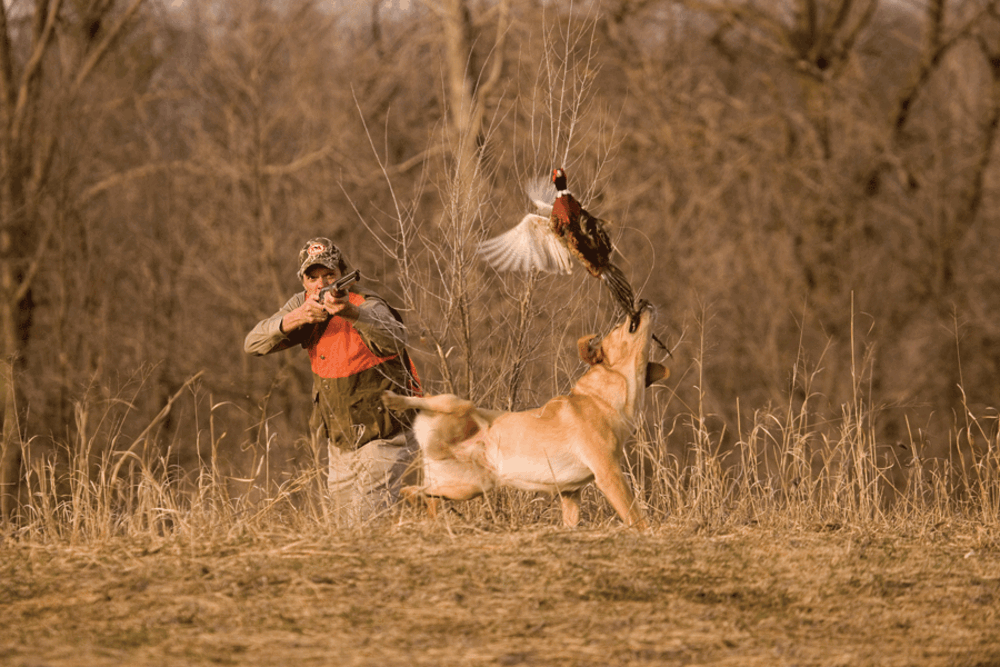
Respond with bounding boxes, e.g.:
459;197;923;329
556;189;572;198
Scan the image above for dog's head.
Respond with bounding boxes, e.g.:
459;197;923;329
576;301;669;391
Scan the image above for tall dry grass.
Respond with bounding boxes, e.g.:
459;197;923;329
630;306;1000;536
3;339;998;547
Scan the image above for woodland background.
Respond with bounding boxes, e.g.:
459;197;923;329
3;0;1000;522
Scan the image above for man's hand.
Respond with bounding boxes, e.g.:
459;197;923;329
319;291;359;321
281;291;358;333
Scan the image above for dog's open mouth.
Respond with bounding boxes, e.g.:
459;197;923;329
628;300;670;354
628;299;651;333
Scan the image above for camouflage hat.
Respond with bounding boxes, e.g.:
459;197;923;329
296;237;344;278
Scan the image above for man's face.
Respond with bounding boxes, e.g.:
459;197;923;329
302;265;342;297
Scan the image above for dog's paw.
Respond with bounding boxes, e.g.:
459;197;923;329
400;486;440;518
399;485;423;503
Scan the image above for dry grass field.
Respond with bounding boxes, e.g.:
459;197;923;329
3;383;999;666
3;511;999;667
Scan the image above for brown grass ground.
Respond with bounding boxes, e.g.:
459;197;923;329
3;515;999;667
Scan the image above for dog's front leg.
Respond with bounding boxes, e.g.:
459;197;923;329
593;468;648;530
559;490;582;527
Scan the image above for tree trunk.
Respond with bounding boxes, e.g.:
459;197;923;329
0;241;21;524
439;0;508;196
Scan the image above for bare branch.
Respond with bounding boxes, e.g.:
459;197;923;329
0;0;15;113
893;0;998;136
78;160;200;204
11;211;56;305
261;145;334;177
11;0;63;145
70;0;146;96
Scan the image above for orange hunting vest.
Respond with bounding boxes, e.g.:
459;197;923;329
308;293;398;378
306;291;421;450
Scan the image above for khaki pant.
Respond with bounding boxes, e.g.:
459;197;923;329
327;431;418;523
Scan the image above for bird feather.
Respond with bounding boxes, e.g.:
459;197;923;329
524;176;555;216
599;263;636;313
478;213;574;275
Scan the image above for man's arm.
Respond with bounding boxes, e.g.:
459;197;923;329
245;288;408;358
244;292;311;356
352;295;409;356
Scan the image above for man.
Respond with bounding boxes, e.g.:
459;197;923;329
245;237;420;521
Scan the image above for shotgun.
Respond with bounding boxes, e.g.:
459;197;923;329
316;269;360;302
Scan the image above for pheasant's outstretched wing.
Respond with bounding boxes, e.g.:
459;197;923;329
478;213;573;275
524;176;555;216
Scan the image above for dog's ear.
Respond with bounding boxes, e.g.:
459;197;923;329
645;362;669;387
577;335;604;365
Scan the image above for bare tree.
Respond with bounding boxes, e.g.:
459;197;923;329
435;0;509;191
1;0;147;524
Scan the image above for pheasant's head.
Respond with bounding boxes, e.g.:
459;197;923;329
551;168;568;192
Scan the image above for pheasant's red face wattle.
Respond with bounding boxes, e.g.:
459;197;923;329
552;168;568;192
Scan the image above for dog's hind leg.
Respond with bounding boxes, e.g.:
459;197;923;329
559;490;582;527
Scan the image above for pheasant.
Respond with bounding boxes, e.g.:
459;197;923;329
478;167;637;317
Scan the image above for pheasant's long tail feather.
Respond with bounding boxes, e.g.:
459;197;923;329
600;264;636;316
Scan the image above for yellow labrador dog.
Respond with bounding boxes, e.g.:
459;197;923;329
382;302;667;528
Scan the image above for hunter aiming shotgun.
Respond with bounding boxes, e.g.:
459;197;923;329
316;269;360;302
244;237;421;518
